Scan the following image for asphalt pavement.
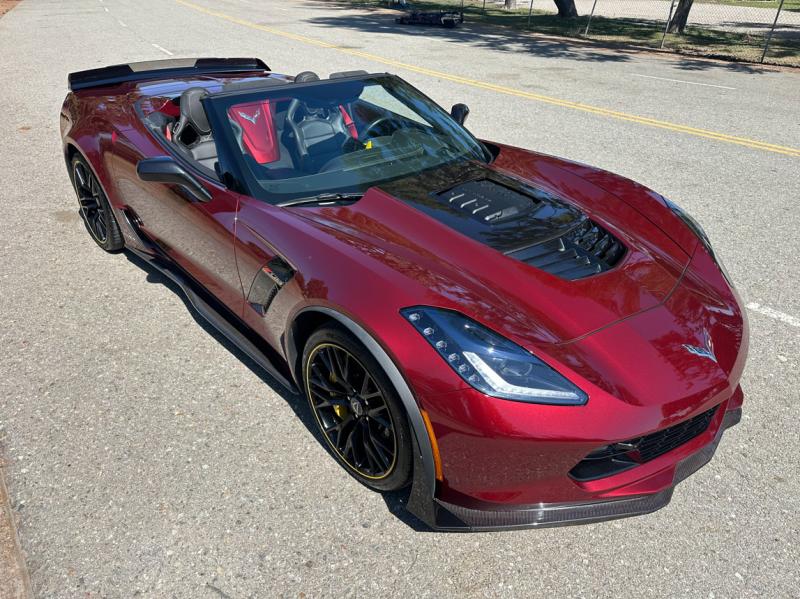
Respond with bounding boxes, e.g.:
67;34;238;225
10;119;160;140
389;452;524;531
0;0;799;597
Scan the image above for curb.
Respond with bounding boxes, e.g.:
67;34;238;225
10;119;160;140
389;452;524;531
0;460;33;599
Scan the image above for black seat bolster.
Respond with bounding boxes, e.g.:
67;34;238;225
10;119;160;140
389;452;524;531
189;138;218;171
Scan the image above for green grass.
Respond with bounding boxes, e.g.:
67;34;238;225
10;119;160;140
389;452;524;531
700;0;799;12
350;0;800;66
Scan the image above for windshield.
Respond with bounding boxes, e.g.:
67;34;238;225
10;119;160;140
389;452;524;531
207;75;488;204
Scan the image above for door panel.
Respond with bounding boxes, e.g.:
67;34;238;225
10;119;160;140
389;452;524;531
111;138;244;313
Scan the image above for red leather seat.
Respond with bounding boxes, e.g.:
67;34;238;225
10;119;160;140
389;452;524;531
228;100;280;164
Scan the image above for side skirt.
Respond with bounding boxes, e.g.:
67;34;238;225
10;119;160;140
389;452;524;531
127;246;299;395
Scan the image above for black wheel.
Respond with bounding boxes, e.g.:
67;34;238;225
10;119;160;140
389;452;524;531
302;325;412;491
70;155;124;252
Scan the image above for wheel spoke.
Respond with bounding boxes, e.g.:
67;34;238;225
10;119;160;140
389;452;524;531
318;349;336;381
78;195;99;209
363;424;390;471
334;349;349;382
314;395;348;409
74;165;87;189
367;406;391;431
310;375;342;396
360;372;373;396
95;213;107;239
334;417;355;448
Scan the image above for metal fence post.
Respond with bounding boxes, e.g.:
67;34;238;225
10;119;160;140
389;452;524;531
660;0;677;49
761;0;786;63
584;0;599;37
483;0;486;11
527;0;534;28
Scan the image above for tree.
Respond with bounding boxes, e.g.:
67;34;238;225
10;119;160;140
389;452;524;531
553;0;578;18
667;0;694;33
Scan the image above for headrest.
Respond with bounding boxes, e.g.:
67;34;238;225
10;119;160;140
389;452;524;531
295;71;320;83
178;87;210;135
329;70;368;79
223;78;288;92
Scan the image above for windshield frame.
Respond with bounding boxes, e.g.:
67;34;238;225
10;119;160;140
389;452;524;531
203;73;490;204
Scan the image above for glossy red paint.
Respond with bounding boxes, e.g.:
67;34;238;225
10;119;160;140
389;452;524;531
61;68;747;526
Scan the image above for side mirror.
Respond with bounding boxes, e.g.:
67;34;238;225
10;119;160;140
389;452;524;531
136;157;212;202
450;103;470;126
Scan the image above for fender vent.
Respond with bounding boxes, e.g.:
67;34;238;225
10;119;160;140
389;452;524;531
507;219;626;280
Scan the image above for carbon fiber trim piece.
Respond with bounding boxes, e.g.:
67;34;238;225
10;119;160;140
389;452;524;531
427;407;742;531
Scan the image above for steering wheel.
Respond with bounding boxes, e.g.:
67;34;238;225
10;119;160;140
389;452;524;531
360;116;394;140
286;98;312;165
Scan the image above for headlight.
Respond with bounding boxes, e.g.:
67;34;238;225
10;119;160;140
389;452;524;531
400;307;587;405
663;197;732;284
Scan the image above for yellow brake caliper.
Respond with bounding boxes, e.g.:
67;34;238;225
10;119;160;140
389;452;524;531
330;371;348;420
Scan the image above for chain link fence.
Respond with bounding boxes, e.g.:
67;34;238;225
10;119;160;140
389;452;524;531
384;0;800;65
576;0;799;64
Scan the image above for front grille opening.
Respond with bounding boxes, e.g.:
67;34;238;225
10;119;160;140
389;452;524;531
569;406;719;482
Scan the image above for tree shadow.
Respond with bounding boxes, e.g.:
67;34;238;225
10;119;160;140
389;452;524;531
299;0;636;62
122;250;432;531
671;57;774;72
296;0;795;70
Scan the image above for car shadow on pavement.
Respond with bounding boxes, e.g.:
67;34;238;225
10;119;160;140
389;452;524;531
123;250;434;532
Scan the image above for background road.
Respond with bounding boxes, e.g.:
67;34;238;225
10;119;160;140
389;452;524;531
1;0;799;597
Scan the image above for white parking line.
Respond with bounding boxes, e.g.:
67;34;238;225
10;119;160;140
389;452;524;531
117;19;127;27
152;43;174;56
746;302;800;329
633;74;736;91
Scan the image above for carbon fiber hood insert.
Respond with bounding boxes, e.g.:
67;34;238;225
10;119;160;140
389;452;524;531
378;163;626;280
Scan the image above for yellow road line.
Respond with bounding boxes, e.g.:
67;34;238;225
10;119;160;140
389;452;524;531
175;0;800;158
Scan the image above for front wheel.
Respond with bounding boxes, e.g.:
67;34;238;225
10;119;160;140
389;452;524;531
302;325;412;491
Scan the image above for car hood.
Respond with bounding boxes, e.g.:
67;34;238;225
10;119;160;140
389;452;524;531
288;157;690;346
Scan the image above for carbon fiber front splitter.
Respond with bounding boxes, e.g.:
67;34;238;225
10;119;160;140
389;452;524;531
406;407;741;532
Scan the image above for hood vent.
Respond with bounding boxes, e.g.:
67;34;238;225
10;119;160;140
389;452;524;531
378;166;627;280
437;179;541;224
508;219;626;280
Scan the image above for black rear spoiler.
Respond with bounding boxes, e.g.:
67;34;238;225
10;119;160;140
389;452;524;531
68;57;270;92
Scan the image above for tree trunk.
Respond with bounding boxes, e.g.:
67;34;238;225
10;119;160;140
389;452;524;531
667;0;694;33
552;0;578;18
504;0;518;9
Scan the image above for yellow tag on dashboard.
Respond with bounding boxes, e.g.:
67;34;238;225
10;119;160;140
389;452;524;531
365;140;373;150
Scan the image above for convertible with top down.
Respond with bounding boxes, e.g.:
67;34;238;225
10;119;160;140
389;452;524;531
61;58;748;531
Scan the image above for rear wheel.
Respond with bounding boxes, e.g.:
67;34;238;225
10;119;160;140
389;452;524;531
70;155;124;252
302;325;412;491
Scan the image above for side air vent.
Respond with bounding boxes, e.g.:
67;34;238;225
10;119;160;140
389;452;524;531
507;219;626;280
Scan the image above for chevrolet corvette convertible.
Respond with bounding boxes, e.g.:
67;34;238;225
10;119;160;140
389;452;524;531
61;58;748;531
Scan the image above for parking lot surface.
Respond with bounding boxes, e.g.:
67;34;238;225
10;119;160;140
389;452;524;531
0;0;798;596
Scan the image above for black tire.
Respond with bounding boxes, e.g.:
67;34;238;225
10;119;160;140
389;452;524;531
70;154;124;252
302;325;412;492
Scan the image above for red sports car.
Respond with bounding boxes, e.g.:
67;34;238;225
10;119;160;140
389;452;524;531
61;58;748;531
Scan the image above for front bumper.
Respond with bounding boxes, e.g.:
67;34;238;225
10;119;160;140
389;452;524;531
406;405;741;532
